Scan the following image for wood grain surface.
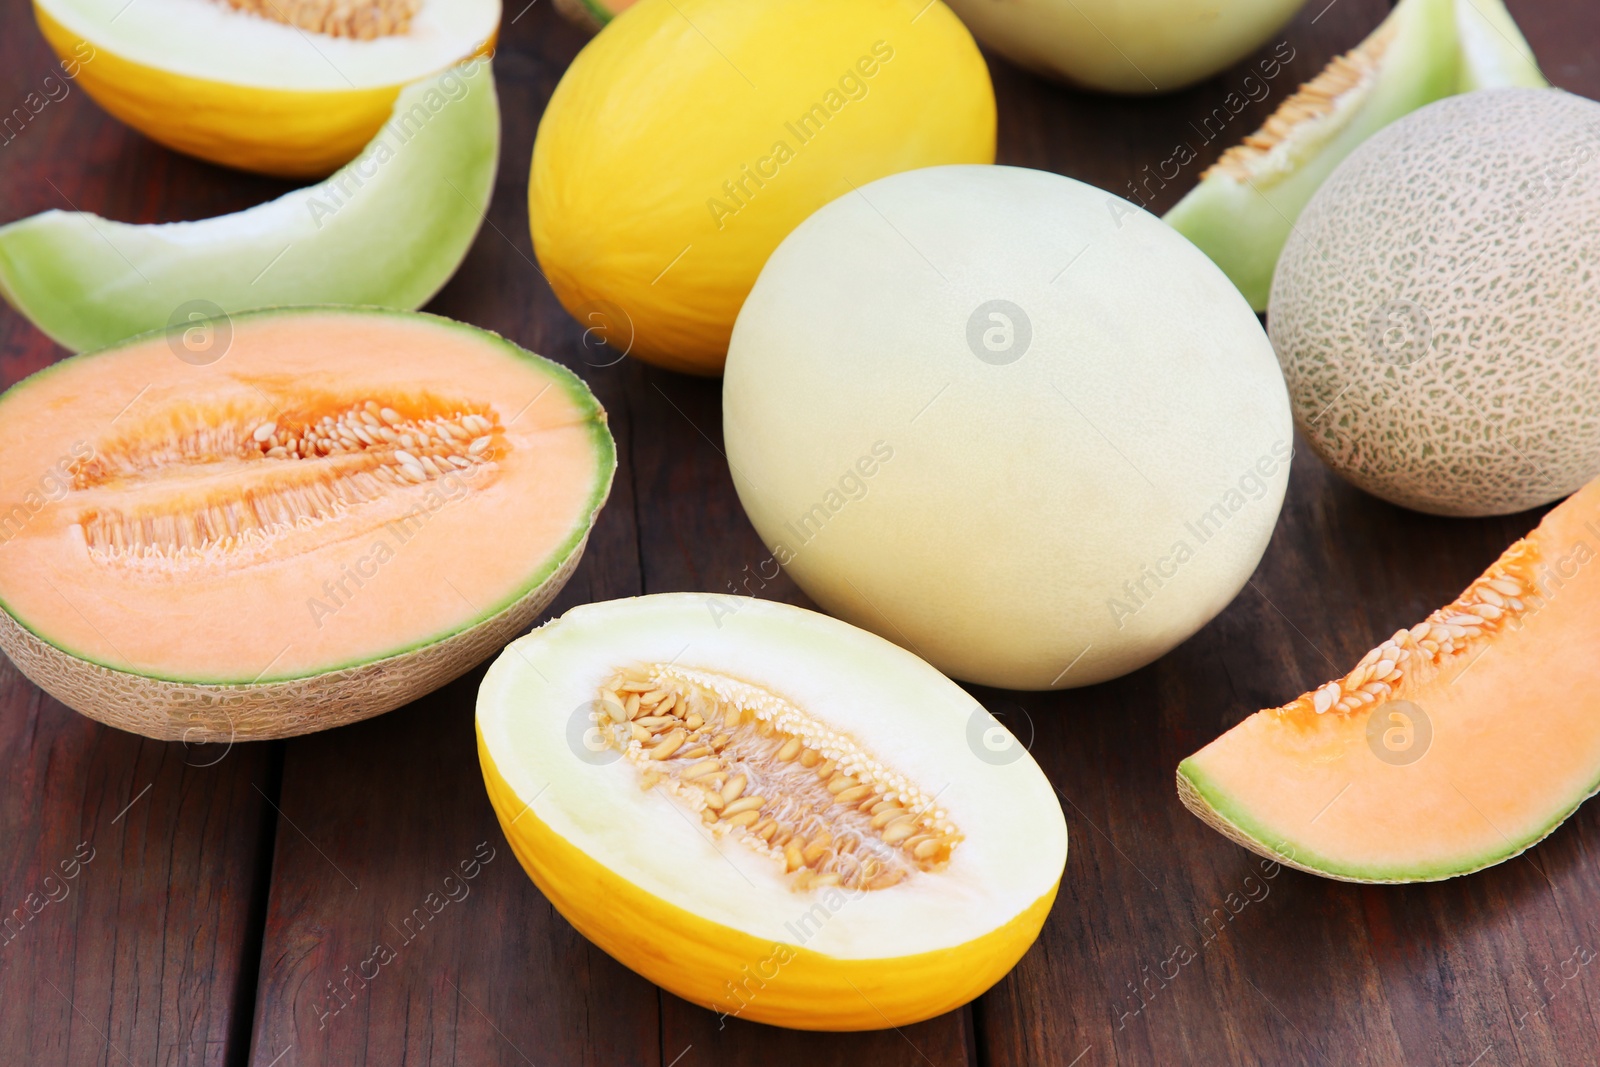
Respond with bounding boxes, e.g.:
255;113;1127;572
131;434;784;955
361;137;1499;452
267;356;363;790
1;0;1597;1064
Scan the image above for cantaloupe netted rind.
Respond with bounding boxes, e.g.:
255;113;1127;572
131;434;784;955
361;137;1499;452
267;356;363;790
1269;88;1600;517
0;307;614;742
477;594;1066;1029
0;62;498;354
1178;476;1600;883
35;0;498;176
1164;0;1546;311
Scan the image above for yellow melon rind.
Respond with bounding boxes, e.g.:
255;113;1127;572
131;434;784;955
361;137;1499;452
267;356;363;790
35;3;497;177
480;728;1059;1029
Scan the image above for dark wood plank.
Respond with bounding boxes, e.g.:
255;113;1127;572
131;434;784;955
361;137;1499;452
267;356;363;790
977;3;1600;1065
2;0;1596;1063
0;15;282;1067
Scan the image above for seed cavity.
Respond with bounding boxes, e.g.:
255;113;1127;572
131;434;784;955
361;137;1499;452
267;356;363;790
1291;552;1537;719
72;395;502;561
594;664;962;892
216;0;421;39
1204;21;1397;183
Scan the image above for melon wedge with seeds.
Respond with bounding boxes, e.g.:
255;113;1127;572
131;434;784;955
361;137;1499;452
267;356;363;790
478;593;1066;1030
0;307;614;742
1164;0;1546;311
1179;477;1600;882
0;60;498;353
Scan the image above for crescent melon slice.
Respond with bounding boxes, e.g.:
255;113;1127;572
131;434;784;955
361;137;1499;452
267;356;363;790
0;307;614;741
1163;0;1548;311
1179;477;1600;882
0;60;498;353
477;593;1066;1030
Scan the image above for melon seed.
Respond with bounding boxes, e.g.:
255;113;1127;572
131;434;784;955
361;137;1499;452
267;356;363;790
76;398;502;558
594;663;962;891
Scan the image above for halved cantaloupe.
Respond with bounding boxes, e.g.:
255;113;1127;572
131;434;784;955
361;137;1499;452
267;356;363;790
478;594;1066;1029
0;307;614;741
0;62;498;354
1179;477;1600;882
35;0;499;176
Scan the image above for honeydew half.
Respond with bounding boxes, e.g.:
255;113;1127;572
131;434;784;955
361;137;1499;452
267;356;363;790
0;61;497;353
477;593;1066;1030
35;0;499;175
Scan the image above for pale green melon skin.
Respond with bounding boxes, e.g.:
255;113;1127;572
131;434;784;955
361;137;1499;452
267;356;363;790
942;0;1304;95
724;165;1291;691
0;61;499;353
1269;89;1600;517
1164;0;1547;311
1177;756;1600;883
1164;0;1462;311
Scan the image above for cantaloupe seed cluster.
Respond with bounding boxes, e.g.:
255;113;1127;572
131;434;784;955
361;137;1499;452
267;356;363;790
596;665;963;892
76;399;498;558
1205;21;1396;182
218;0;420;39
1291;555;1532;718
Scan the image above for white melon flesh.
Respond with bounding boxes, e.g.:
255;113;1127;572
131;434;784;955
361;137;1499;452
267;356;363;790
477;594;1066;1027
38;0;499;90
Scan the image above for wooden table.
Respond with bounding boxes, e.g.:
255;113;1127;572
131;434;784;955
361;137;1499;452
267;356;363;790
2;2;1597;1063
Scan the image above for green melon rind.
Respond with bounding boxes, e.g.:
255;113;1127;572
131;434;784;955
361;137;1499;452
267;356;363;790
1176;755;1600;883
1455;0;1547;90
1163;0;1461;312
0;305;617;690
0;61;500;353
553;0;615;27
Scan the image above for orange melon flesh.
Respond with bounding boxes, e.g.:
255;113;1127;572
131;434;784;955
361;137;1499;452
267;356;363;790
0;308;612;686
1179;477;1600;882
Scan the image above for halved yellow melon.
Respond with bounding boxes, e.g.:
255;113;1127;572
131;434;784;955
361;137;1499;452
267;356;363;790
1180;477;1600;881
36;0;499;176
0;307;613;741
478;594;1066;1029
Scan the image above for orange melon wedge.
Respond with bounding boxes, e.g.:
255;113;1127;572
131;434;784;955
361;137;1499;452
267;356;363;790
0;307;614;742
1179;477;1600;882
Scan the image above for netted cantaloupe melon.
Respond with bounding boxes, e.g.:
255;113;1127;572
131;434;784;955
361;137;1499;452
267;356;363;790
0;307;614;741
1180;474;1600;882
1269;88;1600;516
478;594;1066;1029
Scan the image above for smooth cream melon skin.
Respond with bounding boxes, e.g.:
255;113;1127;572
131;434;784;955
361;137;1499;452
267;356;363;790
943;0;1305;94
724;166;1292;690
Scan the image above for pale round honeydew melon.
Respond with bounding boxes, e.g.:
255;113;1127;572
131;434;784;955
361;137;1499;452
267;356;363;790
1269;89;1600;517
942;0;1305;94
724;165;1293;690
